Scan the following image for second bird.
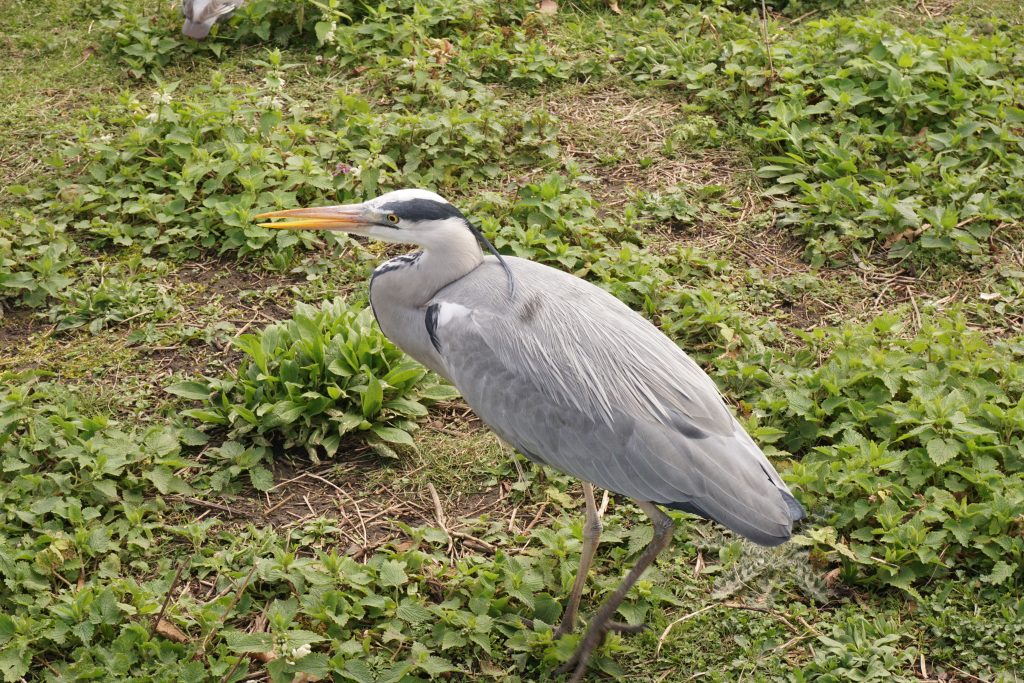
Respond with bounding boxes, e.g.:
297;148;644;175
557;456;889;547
181;0;245;39
256;189;805;682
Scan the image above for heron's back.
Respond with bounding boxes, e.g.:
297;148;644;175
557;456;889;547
426;257;804;545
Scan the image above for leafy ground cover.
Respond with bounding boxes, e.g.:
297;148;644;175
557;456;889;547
1;0;1022;681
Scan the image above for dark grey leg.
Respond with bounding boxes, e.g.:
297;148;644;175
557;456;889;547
554;482;602;638
557;501;674;683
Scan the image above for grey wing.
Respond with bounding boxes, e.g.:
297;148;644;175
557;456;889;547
182;0;243;38
430;258;803;546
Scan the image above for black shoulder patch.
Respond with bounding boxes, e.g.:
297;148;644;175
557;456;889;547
675;418;709;440
517;294;543;324
380;199;466;223
425;303;442;353
372;252;421;279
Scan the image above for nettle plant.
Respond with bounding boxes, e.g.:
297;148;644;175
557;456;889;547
168;298;459;460
51;75;337;260
37;68;558;262
95;0;326;77
0;211;78;308
750;17;1024;266
602;6;1024;267
0;378;199;680
325;92;560;196
757;314;1024;591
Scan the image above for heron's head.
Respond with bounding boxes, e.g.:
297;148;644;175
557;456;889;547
257;188;516;295
256;189;475;250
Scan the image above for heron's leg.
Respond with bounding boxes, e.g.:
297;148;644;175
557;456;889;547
557;501;674;683
554;482;602;638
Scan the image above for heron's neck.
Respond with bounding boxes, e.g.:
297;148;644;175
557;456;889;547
368;226;482;377
372;225;483;308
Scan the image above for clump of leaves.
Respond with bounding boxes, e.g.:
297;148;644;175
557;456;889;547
598;5;1024;266
750;17;1024;266
27;67;557;261
97;0;183;78
325;91;560;196
0;211;78;307
923;581;1024;680
168;298;458;459
792;614;918;683
46;269;176;333
48;73;338;260
0;376;200;680
759;314;1024;590
95;0;323;77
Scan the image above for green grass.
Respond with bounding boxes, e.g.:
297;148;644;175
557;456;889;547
1;0;1023;681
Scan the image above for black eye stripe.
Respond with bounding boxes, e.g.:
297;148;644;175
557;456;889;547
378;199;465;223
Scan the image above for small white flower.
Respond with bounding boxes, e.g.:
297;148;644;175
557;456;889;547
144;112;159;123
286;643;312;663
256;95;284;110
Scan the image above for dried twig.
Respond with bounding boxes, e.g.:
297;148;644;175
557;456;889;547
200;564;258;654
655;604;717;657
152;558;190;636
427;483;448;530
265;492;295;515
450;530;497;553
178;496;239;516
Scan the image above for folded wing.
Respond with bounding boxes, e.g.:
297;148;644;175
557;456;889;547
431;257;803;546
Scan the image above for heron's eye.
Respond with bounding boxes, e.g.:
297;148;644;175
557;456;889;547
386;214;400;224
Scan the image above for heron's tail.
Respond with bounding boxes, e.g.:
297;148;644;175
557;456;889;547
780;488;806;522
657;425;806;547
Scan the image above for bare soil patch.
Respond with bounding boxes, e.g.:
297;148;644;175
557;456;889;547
540;86;753;210
0;307;49;364
171;415;550;562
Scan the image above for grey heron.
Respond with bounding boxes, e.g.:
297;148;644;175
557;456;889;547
256;189;804;681
181;0;245;39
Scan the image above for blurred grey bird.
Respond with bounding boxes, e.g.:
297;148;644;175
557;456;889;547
181;0;245;39
256;189;805;682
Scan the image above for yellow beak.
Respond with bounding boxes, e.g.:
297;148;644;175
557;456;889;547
254;204;372;231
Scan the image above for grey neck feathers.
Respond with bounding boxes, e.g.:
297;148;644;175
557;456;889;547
371;223;483;309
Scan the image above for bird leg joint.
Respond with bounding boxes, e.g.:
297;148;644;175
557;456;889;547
653;513;674;542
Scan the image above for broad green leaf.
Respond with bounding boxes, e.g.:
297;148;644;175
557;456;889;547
250;466;274;492
362;376;383;419
165;381;212;400
145;467;193;495
396;599;432;624
377;559;408;587
370;425;414;446
981;560;1016;585
418;384;460;401
926;438;959;466
222;630;274;653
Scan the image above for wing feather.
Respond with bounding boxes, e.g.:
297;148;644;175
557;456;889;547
429;257;804;546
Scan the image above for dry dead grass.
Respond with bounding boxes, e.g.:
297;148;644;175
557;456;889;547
538;86;754;209
0;259;330;416
172;411;556;562
536;85;1020;336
